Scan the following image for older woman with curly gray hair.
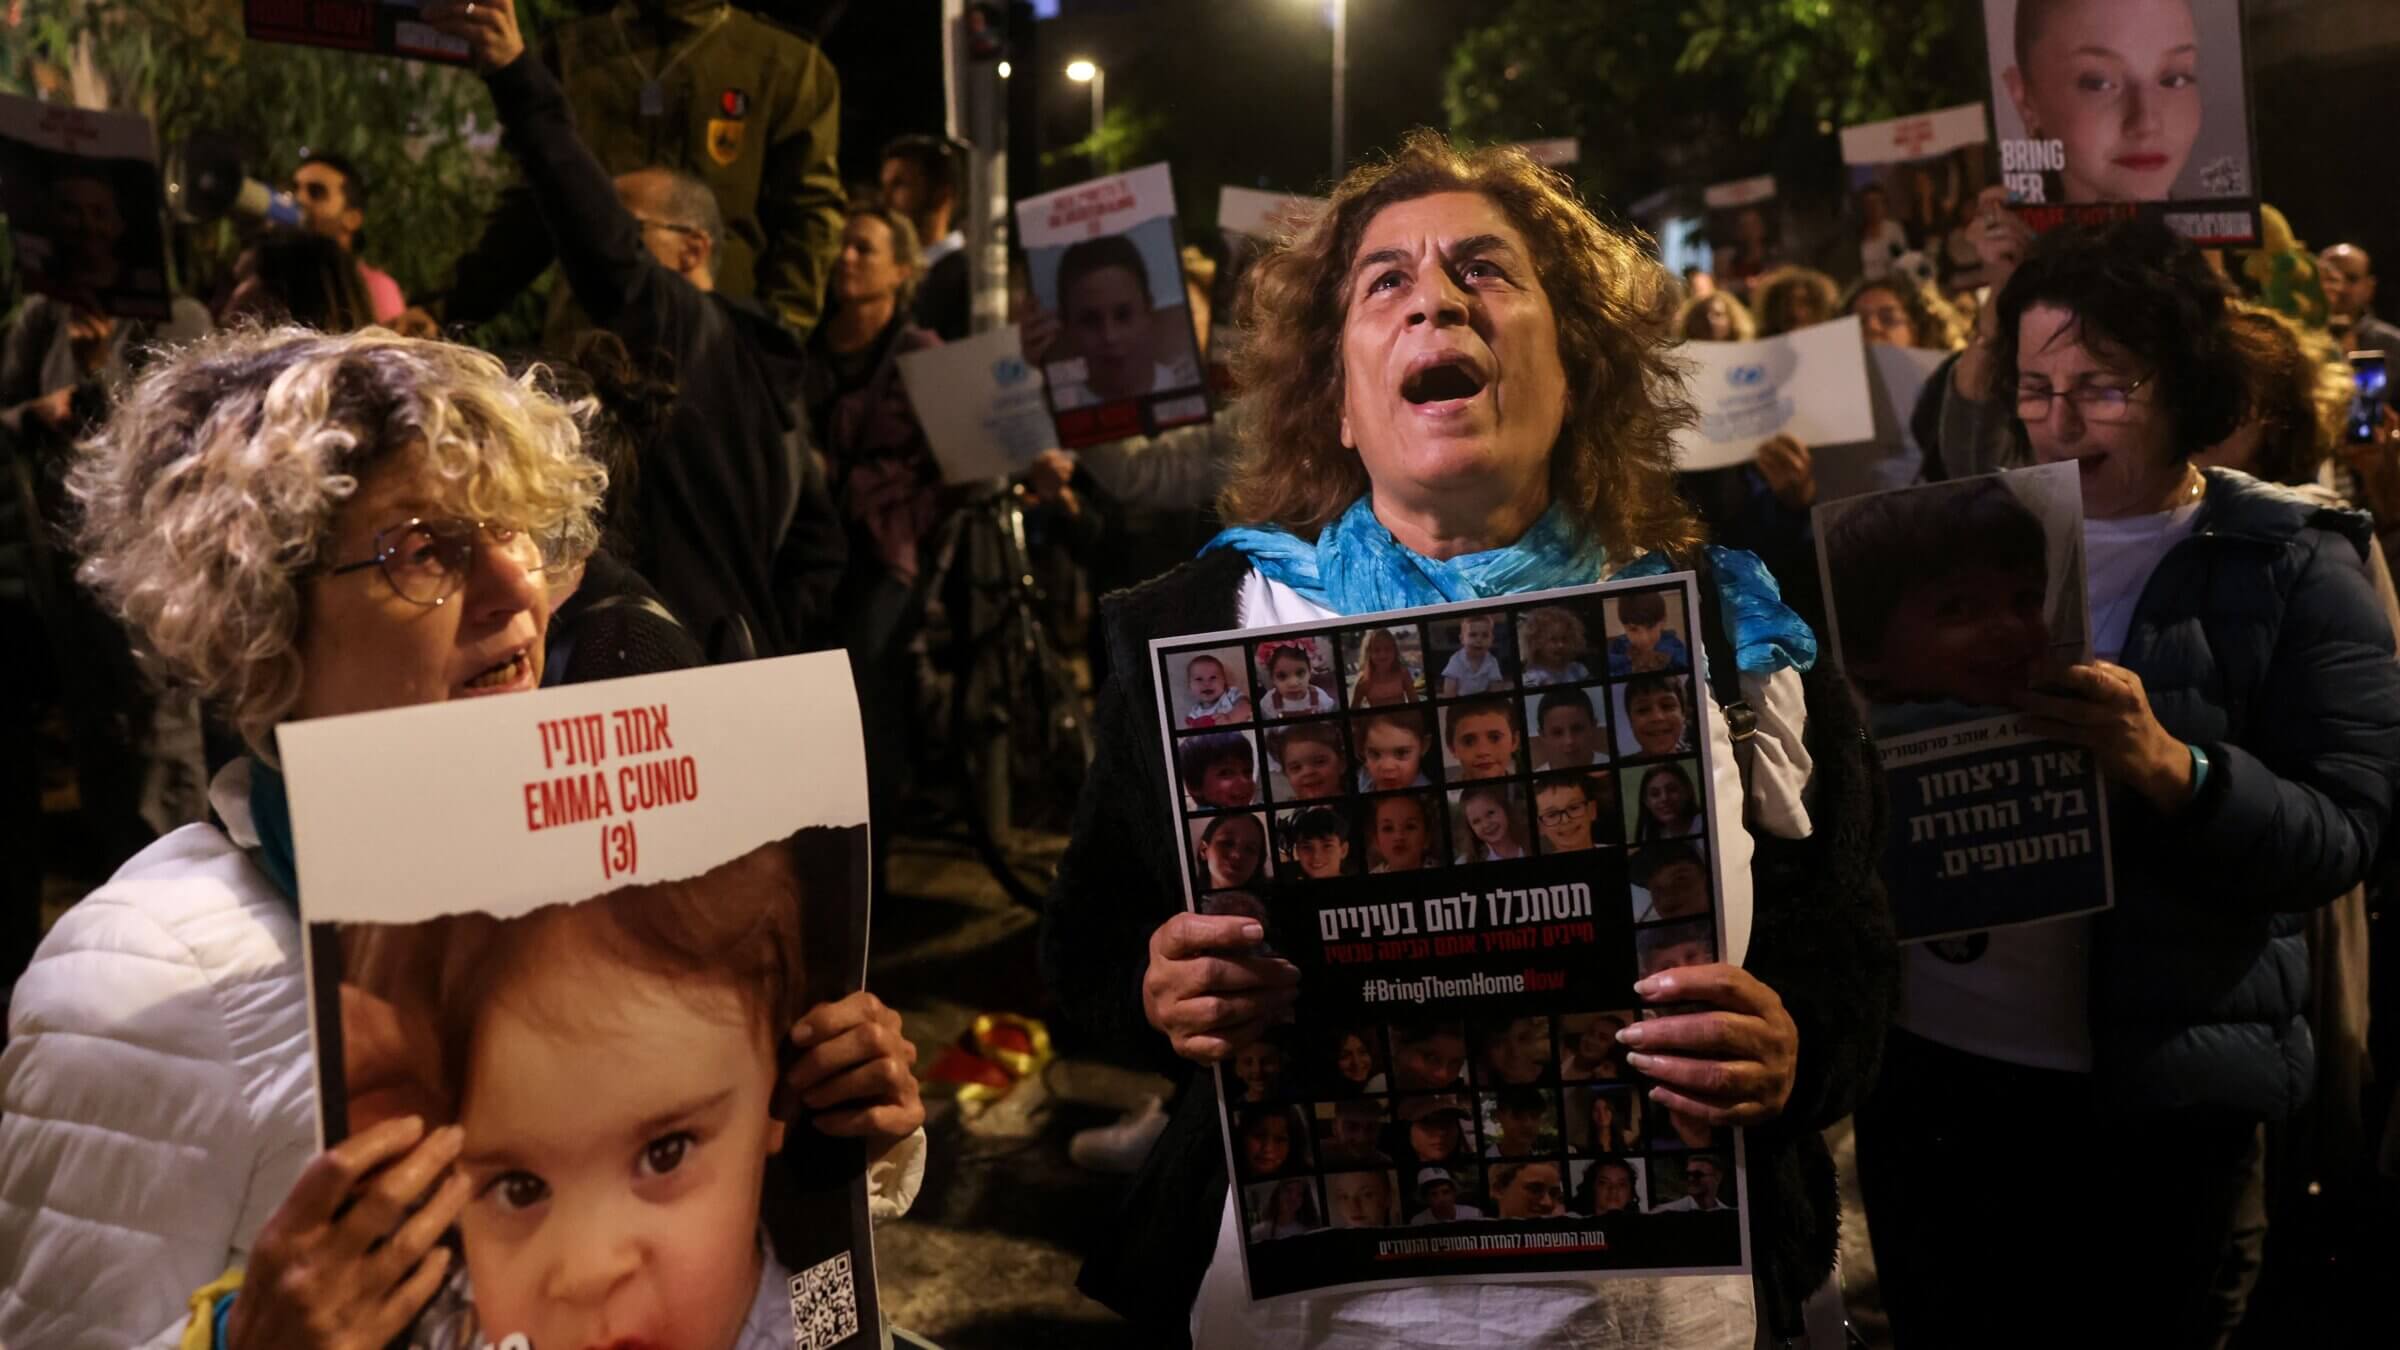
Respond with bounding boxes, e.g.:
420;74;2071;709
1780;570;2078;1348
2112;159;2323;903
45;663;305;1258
0;325;606;1349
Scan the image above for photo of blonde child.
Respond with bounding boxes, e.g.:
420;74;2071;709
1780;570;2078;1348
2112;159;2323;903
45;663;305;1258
1517;606;1593;687
1346;626;1424;707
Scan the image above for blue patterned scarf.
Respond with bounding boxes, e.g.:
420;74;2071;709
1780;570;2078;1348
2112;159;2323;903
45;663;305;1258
1205;495;1815;676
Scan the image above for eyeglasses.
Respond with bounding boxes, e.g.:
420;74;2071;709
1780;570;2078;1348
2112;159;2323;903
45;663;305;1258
2014;373;2153;424
631;215;709;244
1537;804;1592;827
321;517;555;608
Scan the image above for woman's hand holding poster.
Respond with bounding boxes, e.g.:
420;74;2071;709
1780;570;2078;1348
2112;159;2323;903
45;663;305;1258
1813;463;2115;941
1152;576;1750;1301
281;653;882;1350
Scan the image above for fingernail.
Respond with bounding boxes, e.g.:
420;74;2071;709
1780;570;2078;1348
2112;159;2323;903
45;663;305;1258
1241;922;1265;941
437;1124;466;1152
1636;975;1670;997
1615;1024;1644;1047
1625;1051;1658;1070
790;1023;816;1046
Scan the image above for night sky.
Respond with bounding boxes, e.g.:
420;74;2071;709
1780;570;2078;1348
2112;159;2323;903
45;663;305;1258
816;1;1503;227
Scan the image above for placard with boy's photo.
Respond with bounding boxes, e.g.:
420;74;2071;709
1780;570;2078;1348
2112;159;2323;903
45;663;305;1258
1977;0;2259;245
1150;576;1751;1300
1813;462;2115;941
281;653;885;1350
1016;162;1214;448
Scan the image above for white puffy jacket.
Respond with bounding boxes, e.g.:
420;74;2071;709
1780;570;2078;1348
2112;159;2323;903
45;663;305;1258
0;761;314;1349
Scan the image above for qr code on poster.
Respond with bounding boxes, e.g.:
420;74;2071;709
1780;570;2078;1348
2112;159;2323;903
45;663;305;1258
788;1251;861;1349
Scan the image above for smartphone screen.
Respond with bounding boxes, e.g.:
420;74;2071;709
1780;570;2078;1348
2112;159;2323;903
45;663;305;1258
2349;352;2388;445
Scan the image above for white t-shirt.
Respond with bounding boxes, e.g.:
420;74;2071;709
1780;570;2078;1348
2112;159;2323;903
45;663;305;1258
1185;687;1248;727
1410;1204;1485;1225
1442;646;1508;694
1191;571;1818;1350
1266;685;1341;718
1522;661;1590;688
1896;500;2202;1073
1858;220;1910;281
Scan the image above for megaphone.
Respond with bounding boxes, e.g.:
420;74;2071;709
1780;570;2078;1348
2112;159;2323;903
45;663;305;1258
164;133;301;228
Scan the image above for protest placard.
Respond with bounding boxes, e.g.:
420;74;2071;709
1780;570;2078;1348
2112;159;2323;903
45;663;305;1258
1978;0;2258;245
1813;463;2114;941
1670;316;1879;472
243;0;472;64
1840;103;1995;290
898;324;1057;481
1016;163;1212;448
1215;185;1327;388
282;653;880;1349
0;94;172;319
1702;175;1778;294
1154;578;1750;1300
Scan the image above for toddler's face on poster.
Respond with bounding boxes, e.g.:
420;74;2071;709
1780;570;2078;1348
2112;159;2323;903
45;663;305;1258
1459;620;1493;656
1361;723;1427;790
1189;660;1228;705
1872;566;2052;708
1272;655;1314;699
1533;628;1575;670
1278;739;1346;800
456;961;784;1350
1372;799;1429;870
1195;758;1257;809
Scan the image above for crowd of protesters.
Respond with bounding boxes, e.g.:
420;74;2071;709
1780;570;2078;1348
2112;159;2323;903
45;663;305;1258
2;3;2398;1349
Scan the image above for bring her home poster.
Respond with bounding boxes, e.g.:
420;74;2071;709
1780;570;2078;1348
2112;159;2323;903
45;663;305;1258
1152;575;1750;1301
281;652;879;1350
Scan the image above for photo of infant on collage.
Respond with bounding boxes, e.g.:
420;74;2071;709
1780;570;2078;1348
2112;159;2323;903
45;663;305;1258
1154;581;1738;1244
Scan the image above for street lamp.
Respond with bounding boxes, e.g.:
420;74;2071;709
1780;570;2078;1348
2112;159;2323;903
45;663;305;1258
1066;59;1104;176
1330;0;1346;179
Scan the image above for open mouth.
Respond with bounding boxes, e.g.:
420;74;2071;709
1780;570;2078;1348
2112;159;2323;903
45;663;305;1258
1401;352;1490;406
462;649;533;694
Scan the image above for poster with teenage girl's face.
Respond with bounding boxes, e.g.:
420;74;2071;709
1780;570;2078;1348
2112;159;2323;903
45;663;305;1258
281;653;882;1350
1017;162;1214;448
1979;0;2259;244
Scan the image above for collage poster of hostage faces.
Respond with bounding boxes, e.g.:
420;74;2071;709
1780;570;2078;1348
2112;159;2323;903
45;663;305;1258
282;654;882;1350
1152;576;1751;1300
1978;0;2260;245
1016;162;1214;449
1813;463;2116;943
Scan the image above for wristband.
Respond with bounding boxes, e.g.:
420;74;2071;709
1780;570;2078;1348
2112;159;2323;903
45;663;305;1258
2187;742;2210;798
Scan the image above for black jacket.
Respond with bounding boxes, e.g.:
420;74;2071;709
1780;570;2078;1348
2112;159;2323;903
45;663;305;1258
485;52;844;660
2095;469;2400;1118
1038;548;1895;1344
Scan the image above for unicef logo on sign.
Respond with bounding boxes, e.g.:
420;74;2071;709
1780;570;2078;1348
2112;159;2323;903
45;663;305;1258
992;355;1030;386
1726;364;1768;389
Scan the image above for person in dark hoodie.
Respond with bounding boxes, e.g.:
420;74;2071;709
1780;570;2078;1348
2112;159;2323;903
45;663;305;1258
430;0;844;664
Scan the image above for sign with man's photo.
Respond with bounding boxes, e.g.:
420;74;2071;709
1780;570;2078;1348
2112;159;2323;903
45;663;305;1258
0;93;172;319
1152;576;1750;1301
1016;162;1213;448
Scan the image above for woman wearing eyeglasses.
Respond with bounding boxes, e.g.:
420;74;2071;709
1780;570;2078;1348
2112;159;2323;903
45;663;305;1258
1852;219;2400;1346
0;327;606;1347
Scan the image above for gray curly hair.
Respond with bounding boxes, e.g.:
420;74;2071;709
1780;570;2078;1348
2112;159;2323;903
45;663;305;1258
69;326;608;755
